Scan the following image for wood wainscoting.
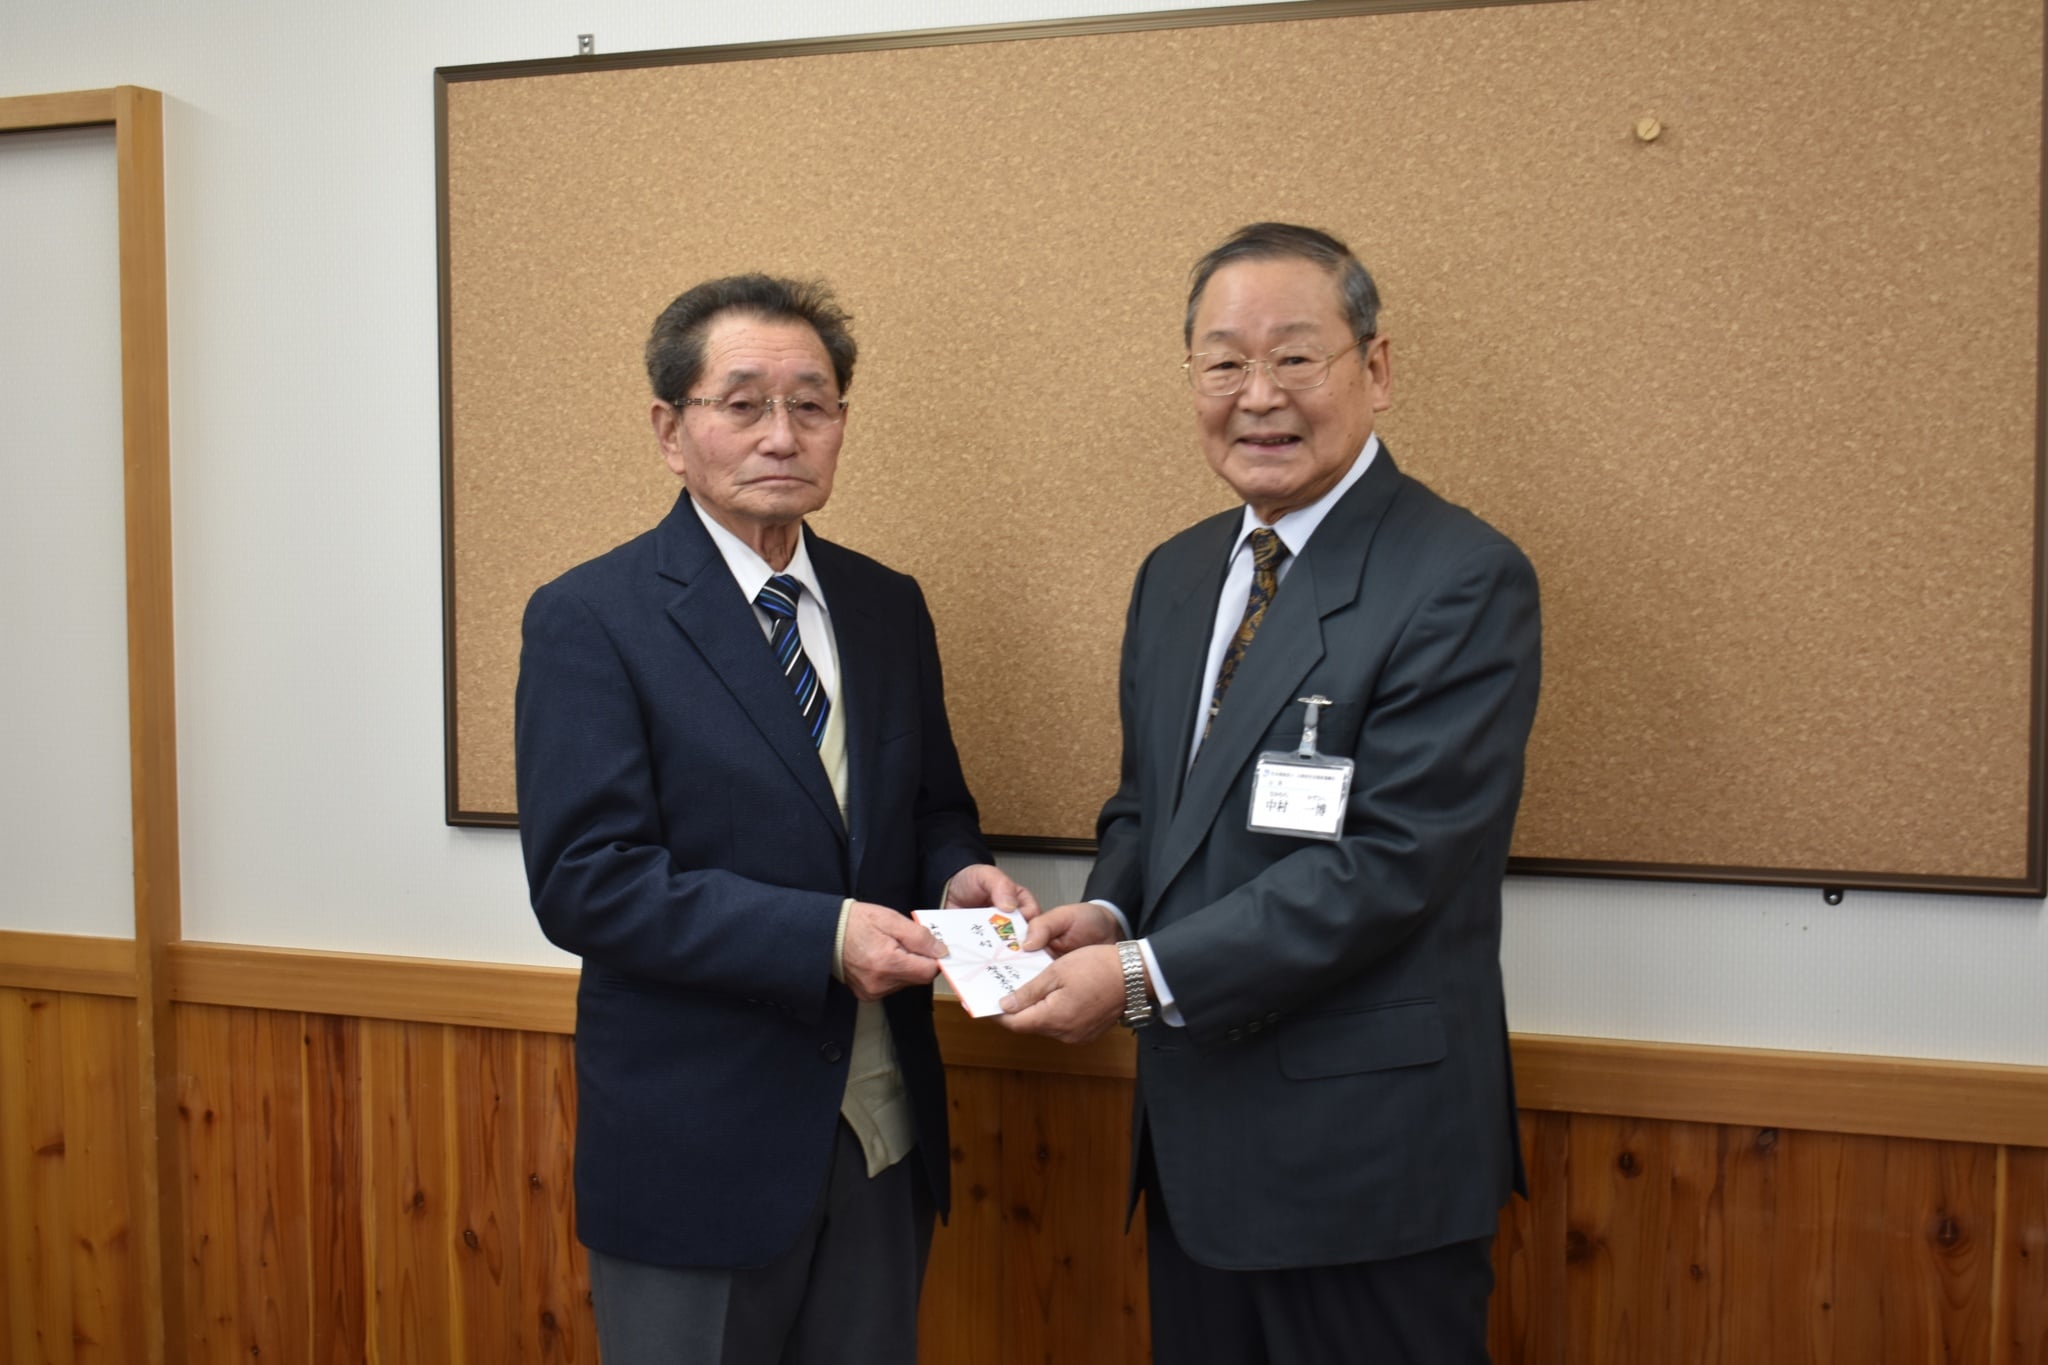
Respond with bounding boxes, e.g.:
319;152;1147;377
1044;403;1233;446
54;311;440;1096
0;983;145;1364
2;939;2045;1363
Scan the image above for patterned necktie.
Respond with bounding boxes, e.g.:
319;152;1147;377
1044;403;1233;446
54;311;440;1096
755;575;831;749
1203;527;1288;741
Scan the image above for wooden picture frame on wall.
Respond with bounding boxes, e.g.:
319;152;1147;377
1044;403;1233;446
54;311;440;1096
437;0;2048;897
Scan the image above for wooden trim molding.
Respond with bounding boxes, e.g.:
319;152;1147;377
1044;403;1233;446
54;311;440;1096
0;87;120;132
0;929;138;996
169;941;579;1034
1512;1032;2048;1148
160;940;2048;1149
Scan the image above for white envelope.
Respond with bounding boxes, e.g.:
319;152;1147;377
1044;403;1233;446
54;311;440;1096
911;907;1054;1018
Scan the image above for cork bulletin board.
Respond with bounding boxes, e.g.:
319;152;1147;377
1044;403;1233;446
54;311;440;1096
438;0;2048;895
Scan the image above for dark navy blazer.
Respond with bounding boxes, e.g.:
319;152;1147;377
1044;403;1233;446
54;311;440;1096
514;490;990;1268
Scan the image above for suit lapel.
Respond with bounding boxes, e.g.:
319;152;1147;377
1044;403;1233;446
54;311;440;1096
1153;517;1237;822
655;495;846;842
1146;451;1408;914
809;536;877;885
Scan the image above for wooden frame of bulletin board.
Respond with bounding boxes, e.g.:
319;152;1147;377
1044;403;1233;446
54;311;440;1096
437;0;2048;897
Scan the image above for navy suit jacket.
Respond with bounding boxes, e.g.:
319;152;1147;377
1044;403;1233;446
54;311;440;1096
514;491;990;1268
1086;448;1542;1270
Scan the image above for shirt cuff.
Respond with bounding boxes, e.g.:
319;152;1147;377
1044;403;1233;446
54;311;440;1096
1091;901;1185;1028
1136;940;1186;1028
832;898;854;982
1090;899;1132;937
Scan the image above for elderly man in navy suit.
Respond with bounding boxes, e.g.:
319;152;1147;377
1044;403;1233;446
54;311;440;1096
1001;224;1542;1364
515;273;1034;1365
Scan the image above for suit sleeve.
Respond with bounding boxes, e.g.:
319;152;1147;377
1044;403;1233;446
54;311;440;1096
514;581;841;1021
1147;539;1541;1045
1082;549;1155;914
906;579;994;901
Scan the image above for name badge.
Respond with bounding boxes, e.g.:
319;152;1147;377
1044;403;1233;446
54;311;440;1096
1247;695;1354;842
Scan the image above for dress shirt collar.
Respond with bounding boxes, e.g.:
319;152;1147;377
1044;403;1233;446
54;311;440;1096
689;496;831;615
1228;433;1380;563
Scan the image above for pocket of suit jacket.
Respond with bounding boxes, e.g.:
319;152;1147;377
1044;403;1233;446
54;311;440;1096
1276;999;1446;1079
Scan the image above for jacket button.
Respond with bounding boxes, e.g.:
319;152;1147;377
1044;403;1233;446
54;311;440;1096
1246;1020;1263;1034
820;1041;844;1063
1226;1027;1244;1043
1266;1011;1281;1024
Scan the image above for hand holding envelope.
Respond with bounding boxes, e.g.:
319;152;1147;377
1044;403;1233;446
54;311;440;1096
911;907;1055;1017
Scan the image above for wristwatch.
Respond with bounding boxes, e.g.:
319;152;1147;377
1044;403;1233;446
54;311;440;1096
1116;940;1154;1029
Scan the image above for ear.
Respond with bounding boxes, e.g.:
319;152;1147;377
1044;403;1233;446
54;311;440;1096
651;400;690;479
1365;336;1393;415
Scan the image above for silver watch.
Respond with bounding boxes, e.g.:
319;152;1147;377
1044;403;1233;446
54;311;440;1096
1116;940;1154;1028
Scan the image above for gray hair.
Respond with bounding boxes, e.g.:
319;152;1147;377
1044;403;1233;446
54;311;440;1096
1184;222;1381;347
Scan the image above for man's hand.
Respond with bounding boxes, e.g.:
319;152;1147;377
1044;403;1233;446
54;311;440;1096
842;901;945;1002
996;943;1125;1044
1019;901;1121;956
944;863;1041;918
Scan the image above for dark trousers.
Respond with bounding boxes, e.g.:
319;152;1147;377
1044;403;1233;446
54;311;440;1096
589;1122;935;1365
1144;1150;1496;1365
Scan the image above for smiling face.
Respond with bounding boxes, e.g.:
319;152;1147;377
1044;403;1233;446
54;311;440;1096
1188;256;1391;523
651;313;845;559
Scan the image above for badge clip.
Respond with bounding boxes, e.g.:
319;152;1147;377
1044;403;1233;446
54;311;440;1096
1295;694;1332;758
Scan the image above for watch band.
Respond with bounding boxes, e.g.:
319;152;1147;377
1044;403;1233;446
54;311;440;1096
1116;940;1154;1028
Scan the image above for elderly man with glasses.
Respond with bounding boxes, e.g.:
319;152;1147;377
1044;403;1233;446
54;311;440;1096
1001;223;1543;1365
515;273;1034;1365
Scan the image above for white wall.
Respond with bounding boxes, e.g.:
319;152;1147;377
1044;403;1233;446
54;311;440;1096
2;0;2041;1064
0;124;133;939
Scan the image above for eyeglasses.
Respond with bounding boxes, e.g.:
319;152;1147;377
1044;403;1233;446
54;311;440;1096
678;391;849;432
1183;336;1372;396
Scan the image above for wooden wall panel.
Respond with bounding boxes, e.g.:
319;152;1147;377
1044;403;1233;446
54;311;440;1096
174;1004;243;1363
226;1007;311;1363
0;988;144;1365
450;1024;521;1362
304;1012;367;1365
514;1028;590;1364
1563;1118;2005;1365
59;992;145;1364
1490;1109;1569;1365
2006;1146;2048;1364
919;1065;1004;1360
917;1067;1148;1365
3;988;76;1365
998;1072;1146;1365
168;1004;595;1364
156;999;2048;1365
362;1016;456;1362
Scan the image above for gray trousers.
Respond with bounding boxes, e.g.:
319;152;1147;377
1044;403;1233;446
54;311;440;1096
589;1122;935;1365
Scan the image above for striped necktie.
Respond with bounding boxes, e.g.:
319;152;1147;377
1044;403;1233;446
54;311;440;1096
1203;527;1288;742
755;574;831;749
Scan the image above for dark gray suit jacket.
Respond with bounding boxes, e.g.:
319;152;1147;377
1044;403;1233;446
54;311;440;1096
1086;447;1541;1271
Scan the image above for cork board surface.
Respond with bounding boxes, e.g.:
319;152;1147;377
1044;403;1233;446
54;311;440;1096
441;0;2045;888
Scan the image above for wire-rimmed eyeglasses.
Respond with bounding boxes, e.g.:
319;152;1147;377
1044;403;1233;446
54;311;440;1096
678;392;850;432
1183;336;1373;397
